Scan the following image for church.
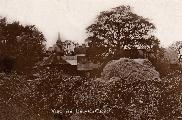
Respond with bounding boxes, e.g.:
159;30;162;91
39;33;100;73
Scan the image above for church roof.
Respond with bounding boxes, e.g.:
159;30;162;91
38;53;69;66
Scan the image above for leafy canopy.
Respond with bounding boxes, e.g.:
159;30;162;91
0;17;46;72
86;6;159;61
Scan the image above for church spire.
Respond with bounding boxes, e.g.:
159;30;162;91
57;32;61;42
56;32;62;46
55;32;64;56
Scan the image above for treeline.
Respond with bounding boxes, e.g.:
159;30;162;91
0;17;46;73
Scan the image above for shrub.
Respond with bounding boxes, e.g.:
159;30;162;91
74;58;163;119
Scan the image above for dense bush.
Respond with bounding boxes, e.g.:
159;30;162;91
159;71;182;119
73;58;182;119
0;55;16;73
32;67;85;117
74;58;162;119
102;58;160;81
0;67;86;120
0;73;40;120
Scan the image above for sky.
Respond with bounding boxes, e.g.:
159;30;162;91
0;0;182;48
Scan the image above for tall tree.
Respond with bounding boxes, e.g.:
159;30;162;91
0;17;46;72
168;41;182;63
15;25;46;71
86;5;159;62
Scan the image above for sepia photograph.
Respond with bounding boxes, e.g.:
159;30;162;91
0;0;182;119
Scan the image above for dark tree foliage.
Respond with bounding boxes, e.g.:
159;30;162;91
148;47;171;76
169;41;182;52
0;55;16;73
86;5;159;62
0;17;46;73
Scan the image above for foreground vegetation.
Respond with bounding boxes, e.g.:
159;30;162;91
0;59;182;120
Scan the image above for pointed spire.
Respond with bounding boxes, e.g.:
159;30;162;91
56;32;62;46
57;32;61;42
55;32;64;55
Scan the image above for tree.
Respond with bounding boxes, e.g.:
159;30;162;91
0;17;46;72
15;25;46;71
86;5;159;62
168;41;182;62
62;40;79;55
148;47;171;76
169;41;182;52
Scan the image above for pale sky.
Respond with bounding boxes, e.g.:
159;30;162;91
0;0;182;48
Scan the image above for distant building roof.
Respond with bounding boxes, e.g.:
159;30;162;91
74;44;87;54
61;56;77;65
64;60;77;66
38;53;69;66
